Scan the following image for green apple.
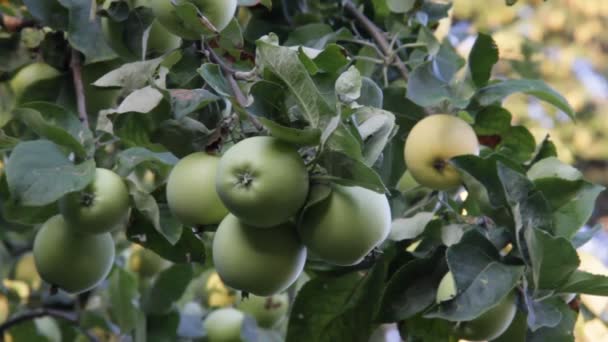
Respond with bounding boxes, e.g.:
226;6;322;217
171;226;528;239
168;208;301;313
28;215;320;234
166;152;228;226
59;168;130;235
236;292;289;328
150;0;238;40
213;214;307;296
298;184;391;266
9;63;62;102
404;114;479;190
203;308;244;342
216;136;309;228
33;215;115;294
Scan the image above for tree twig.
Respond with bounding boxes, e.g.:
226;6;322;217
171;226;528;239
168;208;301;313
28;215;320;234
70;49;90;128
0;308;100;342
204;44;263;131
342;0;410;81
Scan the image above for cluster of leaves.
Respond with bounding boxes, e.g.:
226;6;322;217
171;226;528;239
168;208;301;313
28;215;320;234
0;0;605;341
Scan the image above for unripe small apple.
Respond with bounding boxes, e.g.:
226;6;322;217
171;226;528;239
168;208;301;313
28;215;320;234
203;307;245;342
236;292;289;328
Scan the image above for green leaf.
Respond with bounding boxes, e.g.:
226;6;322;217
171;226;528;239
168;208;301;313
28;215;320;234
109;267;140;332
117;86;164;114
197;63;232;97
57;0;115;62
317;151;387;193
473;106;512;135
6;140;96;206
552;183;603;238
389;212;435;241
451;155;507;209
0;129;20;152
115;147;178;177
527;157;582;181
256;35;334;127
469;33;499;88
13;108;88;158
127;210;205;264
559;270;608;296
407;61;471;108
170;89;220;119
143;264;194;315
287;259;389;342
355;106;396;166
387;0;417;13
377;250;446;322
335;66;362;103
127;181;182;245
258;118;322;146
22;0;69;30
425;263;523;321
94;58;163;91
248;80;288;123
476;79;575;120
525;228;579;291
526;298;576;340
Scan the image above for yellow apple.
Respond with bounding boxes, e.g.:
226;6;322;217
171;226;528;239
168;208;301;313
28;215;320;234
404;114;479;190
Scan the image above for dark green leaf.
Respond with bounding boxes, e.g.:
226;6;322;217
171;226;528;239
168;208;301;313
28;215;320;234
6;140;96;206
170;89;220;119
317;151;387;193
559;270;608;296
258;118;322;146
127;210;205;264
469;33;499;88
197;63;232;97
143;264;194;315
377;250;446;322
476;79;575;120
525;228;579;291
13;108;88;158
425;263;523;321
109;267;140;332
256;35;334;127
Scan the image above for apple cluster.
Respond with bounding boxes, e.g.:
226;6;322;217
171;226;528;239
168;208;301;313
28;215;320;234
166;136;393;296
32;168;129;294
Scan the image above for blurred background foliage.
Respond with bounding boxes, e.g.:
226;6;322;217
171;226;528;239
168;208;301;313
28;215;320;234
451;0;608;341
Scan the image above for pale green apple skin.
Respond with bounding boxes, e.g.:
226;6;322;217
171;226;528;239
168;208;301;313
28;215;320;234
204;308;244;342
59;168;130;235
166;152;228;226
213;214;307;296
216;136;309;228
150;0;237;40
9;63;61;99
404;114;479;190
33;216;115;294
236;293;289;328
298;185;391;266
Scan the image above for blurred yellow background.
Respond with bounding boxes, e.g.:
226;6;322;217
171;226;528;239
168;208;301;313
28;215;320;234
452;1;608;340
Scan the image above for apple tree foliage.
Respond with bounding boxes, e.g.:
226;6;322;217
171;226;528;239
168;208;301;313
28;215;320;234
0;0;606;341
